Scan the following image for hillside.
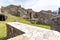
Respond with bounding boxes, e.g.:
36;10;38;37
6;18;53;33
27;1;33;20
1;5;56;25
0;13;50;40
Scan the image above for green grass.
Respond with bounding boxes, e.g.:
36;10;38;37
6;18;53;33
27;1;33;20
0;13;50;39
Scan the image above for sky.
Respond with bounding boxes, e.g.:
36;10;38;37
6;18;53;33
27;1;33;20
0;0;60;12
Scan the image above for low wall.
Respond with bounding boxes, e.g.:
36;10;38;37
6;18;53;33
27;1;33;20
6;23;25;39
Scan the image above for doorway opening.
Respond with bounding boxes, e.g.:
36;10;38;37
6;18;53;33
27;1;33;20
29;12;32;19
0;14;6;21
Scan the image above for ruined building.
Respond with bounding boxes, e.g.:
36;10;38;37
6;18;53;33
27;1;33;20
1;5;35;19
37;10;58;24
50;16;60;32
1;5;60;32
1;5;38;23
1;5;58;24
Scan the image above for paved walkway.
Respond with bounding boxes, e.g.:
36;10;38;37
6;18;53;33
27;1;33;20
7;22;60;40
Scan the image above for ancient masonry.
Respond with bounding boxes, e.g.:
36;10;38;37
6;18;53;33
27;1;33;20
7;22;60;40
51;16;60;32
1;5;58;24
1;5;60;32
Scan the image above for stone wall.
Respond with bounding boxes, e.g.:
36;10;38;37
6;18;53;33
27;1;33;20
1;5;59;25
1;5;37;20
6;23;25;39
50;16;60;32
26;9;35;19
1;5;26;17
37;10;57;25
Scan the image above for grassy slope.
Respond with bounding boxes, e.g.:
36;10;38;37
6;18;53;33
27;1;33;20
0;13;50;39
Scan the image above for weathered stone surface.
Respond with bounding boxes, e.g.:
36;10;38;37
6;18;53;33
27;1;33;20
50;16;60;32
1;5;27;18
1;5;37;20
1;5;60;25
37;10;58;25
6;23;25;39
1;5;60;38
2;5;60;32
7;22;60;40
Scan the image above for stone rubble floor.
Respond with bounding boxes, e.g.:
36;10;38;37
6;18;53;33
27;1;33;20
7;22;60;40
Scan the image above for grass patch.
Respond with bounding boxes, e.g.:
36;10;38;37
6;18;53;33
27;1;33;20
0;13;50;39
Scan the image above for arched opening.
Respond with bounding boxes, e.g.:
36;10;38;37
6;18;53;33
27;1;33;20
0;14;6;21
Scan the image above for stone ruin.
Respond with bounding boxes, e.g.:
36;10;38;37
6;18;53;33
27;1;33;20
1;5;60;32
1;5;39;23
50;16;60;32
1;5;54;24
1;5;58;24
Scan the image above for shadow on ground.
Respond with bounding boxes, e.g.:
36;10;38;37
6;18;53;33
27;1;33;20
0;37;7;40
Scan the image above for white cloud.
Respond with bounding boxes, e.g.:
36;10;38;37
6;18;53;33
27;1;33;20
21;0;60;12
7;0;22;5
7;0;15;3
0;0;60;11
